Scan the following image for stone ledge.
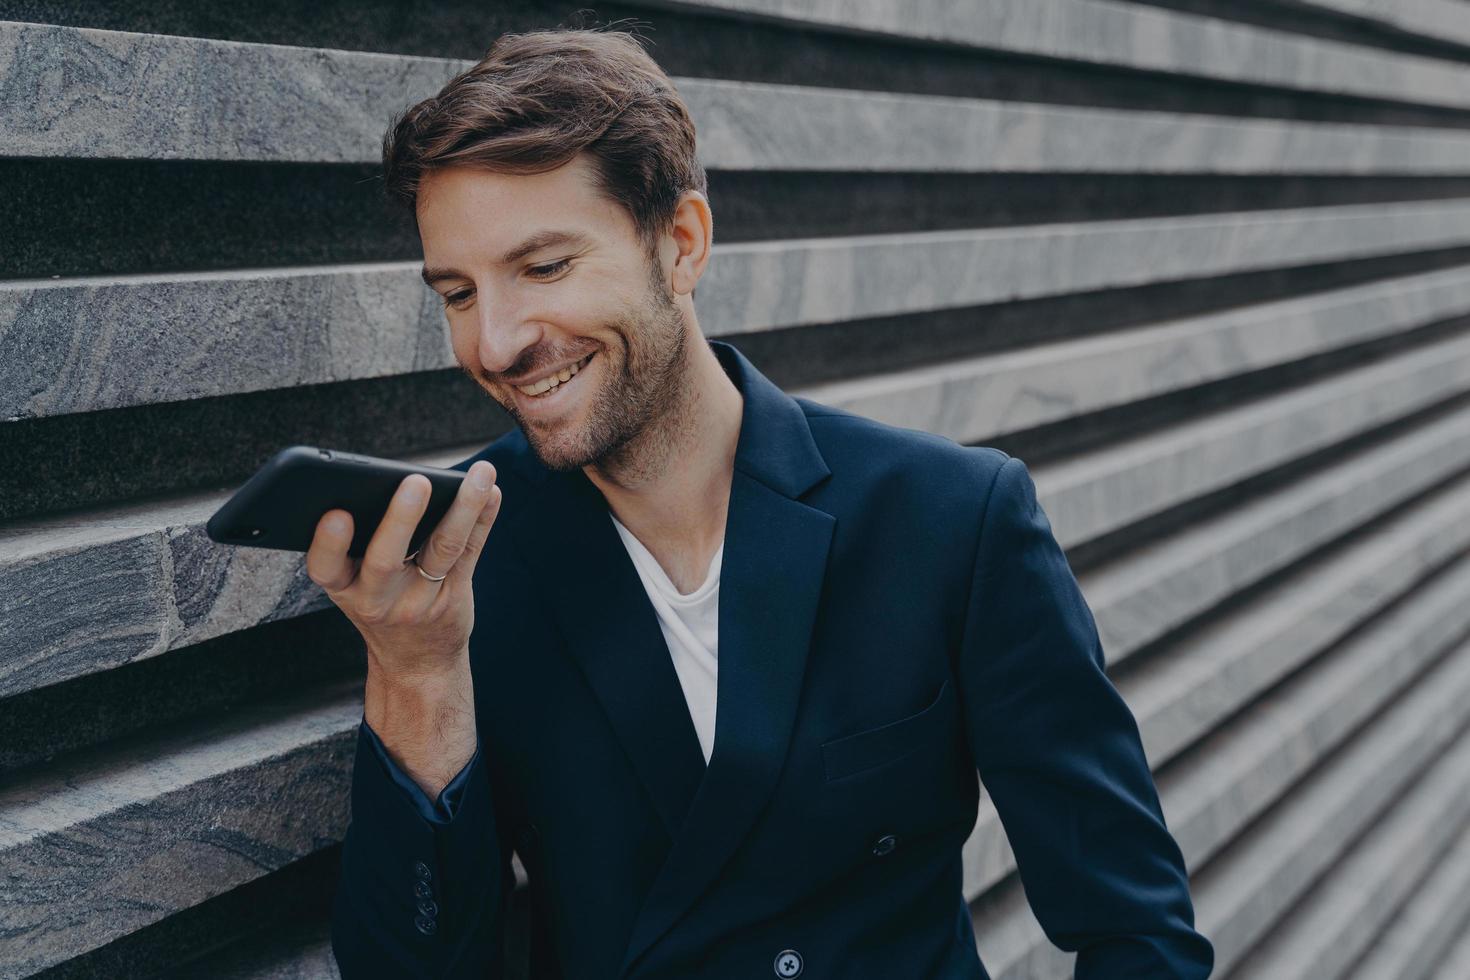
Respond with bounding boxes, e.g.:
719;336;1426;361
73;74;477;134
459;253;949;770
0;23;459;164
1277;0;1470;49
1188;643;1470;975
1428;904;1470;978
11;22;1470;166
1084;405;1470;660
0;670;531;976
803;264;1470;449
664;0;1470;110
0;681;360;976
1124;464;1470;760
1228;740;1470;977
1345;819;1470;979
9;202;1470;420
1039;328;1470;549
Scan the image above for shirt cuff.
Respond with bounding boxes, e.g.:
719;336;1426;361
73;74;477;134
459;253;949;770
360;716;480;824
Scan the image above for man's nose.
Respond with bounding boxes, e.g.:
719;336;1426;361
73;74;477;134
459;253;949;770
475;293;541;375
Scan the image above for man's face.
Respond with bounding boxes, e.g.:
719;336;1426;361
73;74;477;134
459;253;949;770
417;155;691;473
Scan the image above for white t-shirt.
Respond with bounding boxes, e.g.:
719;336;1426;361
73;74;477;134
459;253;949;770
608;512;722;764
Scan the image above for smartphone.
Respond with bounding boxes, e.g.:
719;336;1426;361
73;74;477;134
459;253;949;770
206;446;467;558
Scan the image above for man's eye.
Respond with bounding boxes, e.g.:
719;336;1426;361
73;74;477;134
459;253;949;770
443;290;473;309
527;259;571;279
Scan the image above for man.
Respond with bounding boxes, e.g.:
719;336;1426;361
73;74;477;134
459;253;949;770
315;26;1214;980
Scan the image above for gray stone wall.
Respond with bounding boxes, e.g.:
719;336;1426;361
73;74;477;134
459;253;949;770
4;2;1470;977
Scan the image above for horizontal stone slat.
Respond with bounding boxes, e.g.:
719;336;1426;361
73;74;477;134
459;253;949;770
651;0;1470;110
9;201;1470;420
1184;651;1470;976
0;681;361;976
693;80;1470;174
1123;465;1470;764
1290;0;1470;49
1162;564;1470;873
800;262;1470;445
960;464;1470;904
11;22;1470;171
970;590;1470;977
1343;824;1470;979
1041;328;1470;550
1083;404;1470;660
1429;912;1470;978
1228;745;1470;977
0;22;460;164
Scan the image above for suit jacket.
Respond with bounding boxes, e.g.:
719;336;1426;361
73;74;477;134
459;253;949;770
330;339;1214;979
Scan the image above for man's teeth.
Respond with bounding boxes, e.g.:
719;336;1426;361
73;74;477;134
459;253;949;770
518;353;592;396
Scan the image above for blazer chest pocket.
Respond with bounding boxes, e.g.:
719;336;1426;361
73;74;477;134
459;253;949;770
822;678;953;782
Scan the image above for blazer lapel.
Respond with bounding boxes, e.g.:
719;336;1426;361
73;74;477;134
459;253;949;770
497;341;835;975
509;461;709;839
618;342;836;974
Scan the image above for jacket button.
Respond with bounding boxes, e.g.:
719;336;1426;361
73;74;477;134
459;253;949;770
413;860;433;881
414;913;438;936
774;949;803;978
872;834;899;856
417;897;439;918
414;879;434;900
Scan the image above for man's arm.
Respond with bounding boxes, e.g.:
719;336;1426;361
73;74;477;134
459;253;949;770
955;455;1214;977
331;667;512;979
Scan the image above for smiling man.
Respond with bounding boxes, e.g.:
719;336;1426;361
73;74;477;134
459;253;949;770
416;156;736;588
321;25;1214;980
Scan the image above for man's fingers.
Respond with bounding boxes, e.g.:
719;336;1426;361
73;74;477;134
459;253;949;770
418;462;499;578
361;474;433;581
448;482;503;585
306;509;357;592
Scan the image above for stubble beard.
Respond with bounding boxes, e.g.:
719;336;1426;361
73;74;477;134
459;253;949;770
501;260;698;484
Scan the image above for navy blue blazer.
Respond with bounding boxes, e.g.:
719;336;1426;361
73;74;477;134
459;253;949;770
331;339;1213;979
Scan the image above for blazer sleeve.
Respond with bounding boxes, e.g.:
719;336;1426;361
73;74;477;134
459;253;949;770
956;455;1214;978
361;717;478;824
331;718;512;979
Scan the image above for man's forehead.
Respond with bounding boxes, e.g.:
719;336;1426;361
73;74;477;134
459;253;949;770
416;162;629;279
417;157;599;216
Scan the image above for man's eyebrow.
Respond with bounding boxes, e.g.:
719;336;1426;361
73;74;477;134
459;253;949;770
420;230;593;288
500;229;592;266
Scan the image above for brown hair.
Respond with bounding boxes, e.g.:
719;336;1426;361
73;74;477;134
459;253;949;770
381;25;707;259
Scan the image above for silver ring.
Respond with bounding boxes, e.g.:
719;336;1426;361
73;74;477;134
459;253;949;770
403;549;448;582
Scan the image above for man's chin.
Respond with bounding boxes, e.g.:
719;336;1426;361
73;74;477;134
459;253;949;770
520;426;595;473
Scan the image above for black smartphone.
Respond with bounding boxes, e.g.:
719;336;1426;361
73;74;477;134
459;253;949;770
206;446;467;559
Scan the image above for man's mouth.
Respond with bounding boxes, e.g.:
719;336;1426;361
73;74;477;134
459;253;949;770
515;352;595;398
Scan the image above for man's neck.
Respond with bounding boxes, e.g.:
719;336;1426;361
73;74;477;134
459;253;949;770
584;338;744;564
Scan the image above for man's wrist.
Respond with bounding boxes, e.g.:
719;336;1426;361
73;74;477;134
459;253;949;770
363;648;477;800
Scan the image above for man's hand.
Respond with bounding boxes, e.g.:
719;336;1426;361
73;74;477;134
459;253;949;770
306;460;501;679
306;459;501;798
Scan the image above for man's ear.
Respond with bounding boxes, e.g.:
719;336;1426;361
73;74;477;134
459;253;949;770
667;190;713;298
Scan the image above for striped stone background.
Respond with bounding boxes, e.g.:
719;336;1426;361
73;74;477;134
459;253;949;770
3;1;1470;977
